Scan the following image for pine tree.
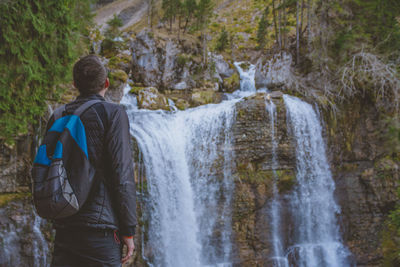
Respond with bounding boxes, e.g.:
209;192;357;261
182;0;197;33
216;27;229;51
257;7;270;49
162;0;182;31
196;0;214;64
105;14;123;39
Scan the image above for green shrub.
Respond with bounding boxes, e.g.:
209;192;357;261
0;0;92;145
215;27;229;52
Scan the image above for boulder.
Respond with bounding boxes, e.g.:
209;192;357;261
211;53;234;79
175;99;190;110
137;87;169;110
254;53;292;89
105;69;128;103
191;88;222;106
223;72;240;93
131;29;162;87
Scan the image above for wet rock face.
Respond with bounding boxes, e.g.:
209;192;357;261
105;69;128;104
131;29;236;91
0;198;52;266
137;87;170;110
231;92;296;266
131;30;163;88
0;140;33;193
325;100;400;266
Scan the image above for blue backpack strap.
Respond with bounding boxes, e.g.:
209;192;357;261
53;104;66;120
74;100;102;117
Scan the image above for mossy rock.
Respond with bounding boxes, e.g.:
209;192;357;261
191;89;217;106
109;69;128;89
137;87;169;110
129;86;147;95
276;170;297;193
237;169;273;184
107;54;131;70
110;69;128;83
176;54;192;68
223;72;240;93
0;192;30;207
101;38;123;58
175;99;190;110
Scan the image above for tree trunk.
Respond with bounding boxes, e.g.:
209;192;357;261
283;0;287;50
183;16;190;33
300;0;304;38
296;0;300;64
307;0;311;52
272;0;280;49
278;0;282;50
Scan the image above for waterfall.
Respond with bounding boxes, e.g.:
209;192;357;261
230;62;257;98
0;207;49;266
266;99;289;267
282;94;351;267
125;100;237;267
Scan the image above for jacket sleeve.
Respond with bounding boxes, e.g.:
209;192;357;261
106;106;137;236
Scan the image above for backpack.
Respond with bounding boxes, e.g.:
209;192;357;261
31;100;102;219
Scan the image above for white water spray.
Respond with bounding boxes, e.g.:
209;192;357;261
124;100;237;267
283;94;351;267
266;99;289;267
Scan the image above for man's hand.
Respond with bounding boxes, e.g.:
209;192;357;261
121;236;135;264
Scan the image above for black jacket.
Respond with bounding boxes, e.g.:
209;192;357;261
48;94;137;236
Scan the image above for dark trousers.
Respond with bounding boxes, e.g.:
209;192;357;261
51;228;122;267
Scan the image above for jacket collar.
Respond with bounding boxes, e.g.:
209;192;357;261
76;93;106;101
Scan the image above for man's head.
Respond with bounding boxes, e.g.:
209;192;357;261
73;54;109;95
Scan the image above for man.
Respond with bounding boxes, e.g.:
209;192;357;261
50;54;137;267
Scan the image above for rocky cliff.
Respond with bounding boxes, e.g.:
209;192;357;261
0;27;399;266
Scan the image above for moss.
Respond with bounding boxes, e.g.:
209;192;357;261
239;62;249;70
340;163;358;172
0;192;30;207
276;170;297;193
191;90;216;105
176;54;191;68
238;169;274;184
129;86;146;95
382;222;400;266
111;69;128;82
107;54;131;69
375;157;399;179
223;72;240;92
237;109;246;119
175;99;190;110
109;69;128;88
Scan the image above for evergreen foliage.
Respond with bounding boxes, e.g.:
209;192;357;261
162;0;182;30
0;0;92;145
195;0;214;31
257;7;270;49
105;14;123;38
215;27;229;51
182;0;197;32
325;0;400;62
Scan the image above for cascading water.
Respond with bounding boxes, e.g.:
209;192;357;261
124;99;237;267
229;62;257;98
266;99;289;267
282;94;351;267
0;206;49;266
121;60;352;266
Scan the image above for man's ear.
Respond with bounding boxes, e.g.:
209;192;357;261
104;78;110;89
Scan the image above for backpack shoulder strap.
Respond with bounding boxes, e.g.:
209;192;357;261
53;104;66;120
74;100;102;117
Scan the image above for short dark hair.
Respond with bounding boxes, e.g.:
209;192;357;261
73;54;107;95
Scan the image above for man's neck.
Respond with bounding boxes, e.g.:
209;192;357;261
98;88;107;97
